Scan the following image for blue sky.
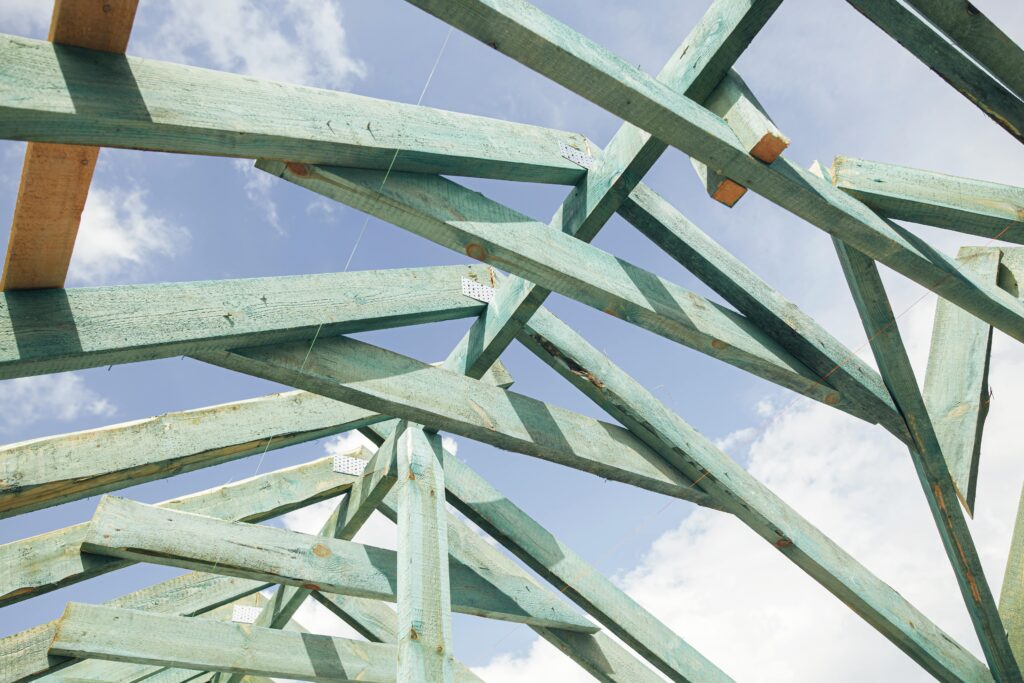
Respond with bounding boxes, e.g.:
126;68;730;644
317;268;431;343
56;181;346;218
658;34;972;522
2;1;1024;680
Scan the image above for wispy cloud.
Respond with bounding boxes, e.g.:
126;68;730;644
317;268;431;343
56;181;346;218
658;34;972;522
0;0;50;37
0;374;116;433
232;159;283;235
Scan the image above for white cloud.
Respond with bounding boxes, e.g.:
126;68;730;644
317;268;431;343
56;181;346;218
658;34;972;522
137;0;366;90
0;374;115;433
0;0;50;37
712;426;756;453
442;435;459;455
233;159;283;235
473;636;597;683
68;187;189;285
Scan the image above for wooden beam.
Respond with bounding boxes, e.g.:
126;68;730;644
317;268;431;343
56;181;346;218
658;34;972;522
258;162;849;413
0;33;588;185
352;0;785;382
195;338;723;510
0;450;368;608
690;69;788;206
845;0;1024;143
396;425;454;682
619;183;909;442
402;0;1024;345
82;496;598;633
0;264;491;380
0;0;139;291
832;235;1018;680
1000;484;1024;668
924;247;1000;515
832;157;1024;244
49;603;403;683
1;572;266;682
517;305;991;683
370;424;732;682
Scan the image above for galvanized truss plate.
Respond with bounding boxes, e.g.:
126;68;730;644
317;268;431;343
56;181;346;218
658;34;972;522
231;605;261;624
559;141;595;169
332;454;368;476
461;277;496;303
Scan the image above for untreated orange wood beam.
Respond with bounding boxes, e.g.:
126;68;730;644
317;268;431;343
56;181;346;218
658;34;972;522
0;0;138;290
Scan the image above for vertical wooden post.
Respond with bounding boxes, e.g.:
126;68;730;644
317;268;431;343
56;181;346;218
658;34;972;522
397;423;454;682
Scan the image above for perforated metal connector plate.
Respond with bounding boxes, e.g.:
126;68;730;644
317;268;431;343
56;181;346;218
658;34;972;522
232;605;260;624
461;277;496;303
559;142;595;169
332;454;368;475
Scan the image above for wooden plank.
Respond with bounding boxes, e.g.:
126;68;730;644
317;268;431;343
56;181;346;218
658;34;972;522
396;426;454;682
832;235;1018;680
905;0;1024;100
368;0;785;382
999;484;1024;668
832;157;1024;244
517;305;992;683
195;338;723;510
0;391;382;519
924;247;1000;515
258;162;848;412
0;33;587;185
690;69;788;206
402;0;1024;346
619;183;909;442
0;450;368;608
1;572;266;682
81;496;598;633
391;426;732;682
0;0;138;291
0;263;491;380
49;604;400;682
845;0;1024;142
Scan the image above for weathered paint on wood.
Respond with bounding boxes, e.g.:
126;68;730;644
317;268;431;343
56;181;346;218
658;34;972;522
259;162;844;409
1;571;266;682
518;305;992;682
403;0;1024;346
0;451;367;607
923;247;1000;515
49;603;399;682
0;34;587;185
832;237;1018;681
196;338;723;509
999;485;1024;668
0;0;138;292
844;0;1024;143
82;496;597;632
0;264;490;380
619;183;908;441
832;157;1024;244
396;426;454;682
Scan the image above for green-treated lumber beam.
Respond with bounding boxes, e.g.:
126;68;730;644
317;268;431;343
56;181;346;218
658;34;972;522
373;424;731;682
258;163;849;414
916;0;1024;99
0;264;491;381
691;69;789;206
924;247;999;515
844;0;1024;142
0;34;588;185
396;425;454;682
362;441;666;683
1;572;266;683
905;0;1024;100
1000;484;1024;668
832;157;1024;244
82;496;597;633
402;0;1024;345
832;235;1019;681
619;183;909;442
195;339;723;510
0;449;369;608
49;603;402;683
517;305;992;683
432;0;783;378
